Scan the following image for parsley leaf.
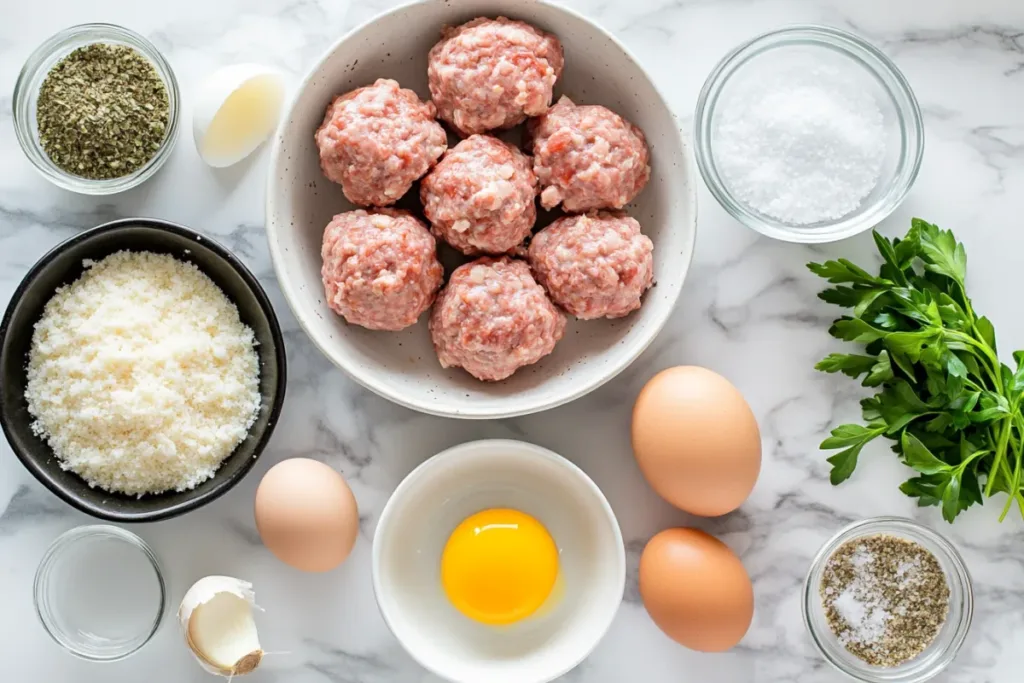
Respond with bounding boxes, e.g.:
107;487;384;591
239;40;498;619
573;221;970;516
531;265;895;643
917;220;968;284
816;354;878;380
820;423;885;484
808;259;887;286
902;432;951;474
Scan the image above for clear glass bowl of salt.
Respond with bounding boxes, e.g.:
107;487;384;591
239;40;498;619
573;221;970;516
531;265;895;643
802;517;973;682
694;25;924;243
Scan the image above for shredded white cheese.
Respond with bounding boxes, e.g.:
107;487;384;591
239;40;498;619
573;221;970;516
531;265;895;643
25;251;261;497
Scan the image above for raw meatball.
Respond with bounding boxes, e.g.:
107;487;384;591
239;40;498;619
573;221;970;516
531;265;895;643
315;78;447;206
321;209;443;331
430;257;566;381
528;96;651;212
421;135;538;255
528;211;654;319
428;17;564;137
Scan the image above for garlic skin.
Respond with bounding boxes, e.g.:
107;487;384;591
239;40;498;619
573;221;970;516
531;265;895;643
179;576;263;677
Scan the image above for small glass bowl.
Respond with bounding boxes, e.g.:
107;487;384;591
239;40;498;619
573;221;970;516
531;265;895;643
802;517;973;682
12;23;180;195
694;25;924;243
34;525;166;661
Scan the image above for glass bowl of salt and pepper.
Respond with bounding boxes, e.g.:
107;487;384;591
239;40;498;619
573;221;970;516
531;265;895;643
12;23;180;195
693;25;924;243
803;517;973;682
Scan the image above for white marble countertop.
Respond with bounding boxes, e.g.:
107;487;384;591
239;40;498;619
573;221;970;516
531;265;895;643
3;0;1024;681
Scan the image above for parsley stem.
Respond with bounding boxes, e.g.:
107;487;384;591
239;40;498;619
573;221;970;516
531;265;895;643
965;378;985;393
956;449;989;472
985;417;1016;497
1012;415;1024;518
1000;493;1014;521
999;428;1022;521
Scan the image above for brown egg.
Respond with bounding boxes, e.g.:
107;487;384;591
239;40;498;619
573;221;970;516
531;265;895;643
639;528;754;652
254;458;359;572
632;366;760;516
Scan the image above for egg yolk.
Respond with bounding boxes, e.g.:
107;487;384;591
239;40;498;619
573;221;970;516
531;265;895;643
441;508;558;626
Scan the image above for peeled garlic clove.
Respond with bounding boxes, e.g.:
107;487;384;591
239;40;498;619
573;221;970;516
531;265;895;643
179;576;263;677
192;64;287;168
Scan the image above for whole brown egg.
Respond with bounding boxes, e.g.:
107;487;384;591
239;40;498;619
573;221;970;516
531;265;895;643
631;366;761;516
254;458;359;572
639;528;754;652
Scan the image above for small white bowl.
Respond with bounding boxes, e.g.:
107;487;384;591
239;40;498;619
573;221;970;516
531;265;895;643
372;439;625;683
265;0;697;419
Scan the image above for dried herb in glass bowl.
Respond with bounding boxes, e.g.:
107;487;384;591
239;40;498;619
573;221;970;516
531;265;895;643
36;42;169;180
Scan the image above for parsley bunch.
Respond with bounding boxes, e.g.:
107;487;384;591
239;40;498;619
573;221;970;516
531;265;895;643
809;219;1024;522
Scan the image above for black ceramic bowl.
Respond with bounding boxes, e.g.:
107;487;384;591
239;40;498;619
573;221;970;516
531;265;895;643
0;218;287;522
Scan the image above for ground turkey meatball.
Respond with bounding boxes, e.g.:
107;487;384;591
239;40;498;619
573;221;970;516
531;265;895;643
528;96;651;212
421;135;538;255
315;78;447;206
428;17;564;137
528;211;654;319
430;257;566;381
321;209;443;331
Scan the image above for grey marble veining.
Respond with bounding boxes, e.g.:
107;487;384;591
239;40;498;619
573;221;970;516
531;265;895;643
3;1;1024;681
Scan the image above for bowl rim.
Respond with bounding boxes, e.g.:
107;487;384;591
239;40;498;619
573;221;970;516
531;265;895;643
11;23;181;196
264;0;698;419
0;217;288;523
370;438;626;683
693;23;924;244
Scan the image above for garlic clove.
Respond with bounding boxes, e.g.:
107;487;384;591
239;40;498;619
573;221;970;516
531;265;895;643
192;64;287;168
179;576;263;677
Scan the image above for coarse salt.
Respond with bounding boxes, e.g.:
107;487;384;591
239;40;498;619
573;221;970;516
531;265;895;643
834;586;890;647
851;547;874;570
715;64;886;225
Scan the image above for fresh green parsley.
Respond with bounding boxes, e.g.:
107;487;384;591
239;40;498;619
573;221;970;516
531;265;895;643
810;218;1024;522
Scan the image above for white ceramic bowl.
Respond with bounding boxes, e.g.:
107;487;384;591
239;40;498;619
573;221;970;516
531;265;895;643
372;440;625;683
266;0;697;419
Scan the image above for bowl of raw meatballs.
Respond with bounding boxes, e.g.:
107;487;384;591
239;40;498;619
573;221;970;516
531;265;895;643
266;0;697;419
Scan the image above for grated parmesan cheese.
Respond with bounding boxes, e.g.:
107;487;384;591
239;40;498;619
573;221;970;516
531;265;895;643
25;250;261;497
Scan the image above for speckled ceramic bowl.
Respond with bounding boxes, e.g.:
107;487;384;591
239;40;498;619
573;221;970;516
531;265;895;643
265;0;696;419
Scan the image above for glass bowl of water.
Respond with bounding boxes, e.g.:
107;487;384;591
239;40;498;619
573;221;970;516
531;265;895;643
34;525;165;661
694;25;924;243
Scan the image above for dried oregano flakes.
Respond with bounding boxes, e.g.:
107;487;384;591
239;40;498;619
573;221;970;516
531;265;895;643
36;42;169;180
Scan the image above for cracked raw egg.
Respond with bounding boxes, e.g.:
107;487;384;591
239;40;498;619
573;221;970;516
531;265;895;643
441;508;559;625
